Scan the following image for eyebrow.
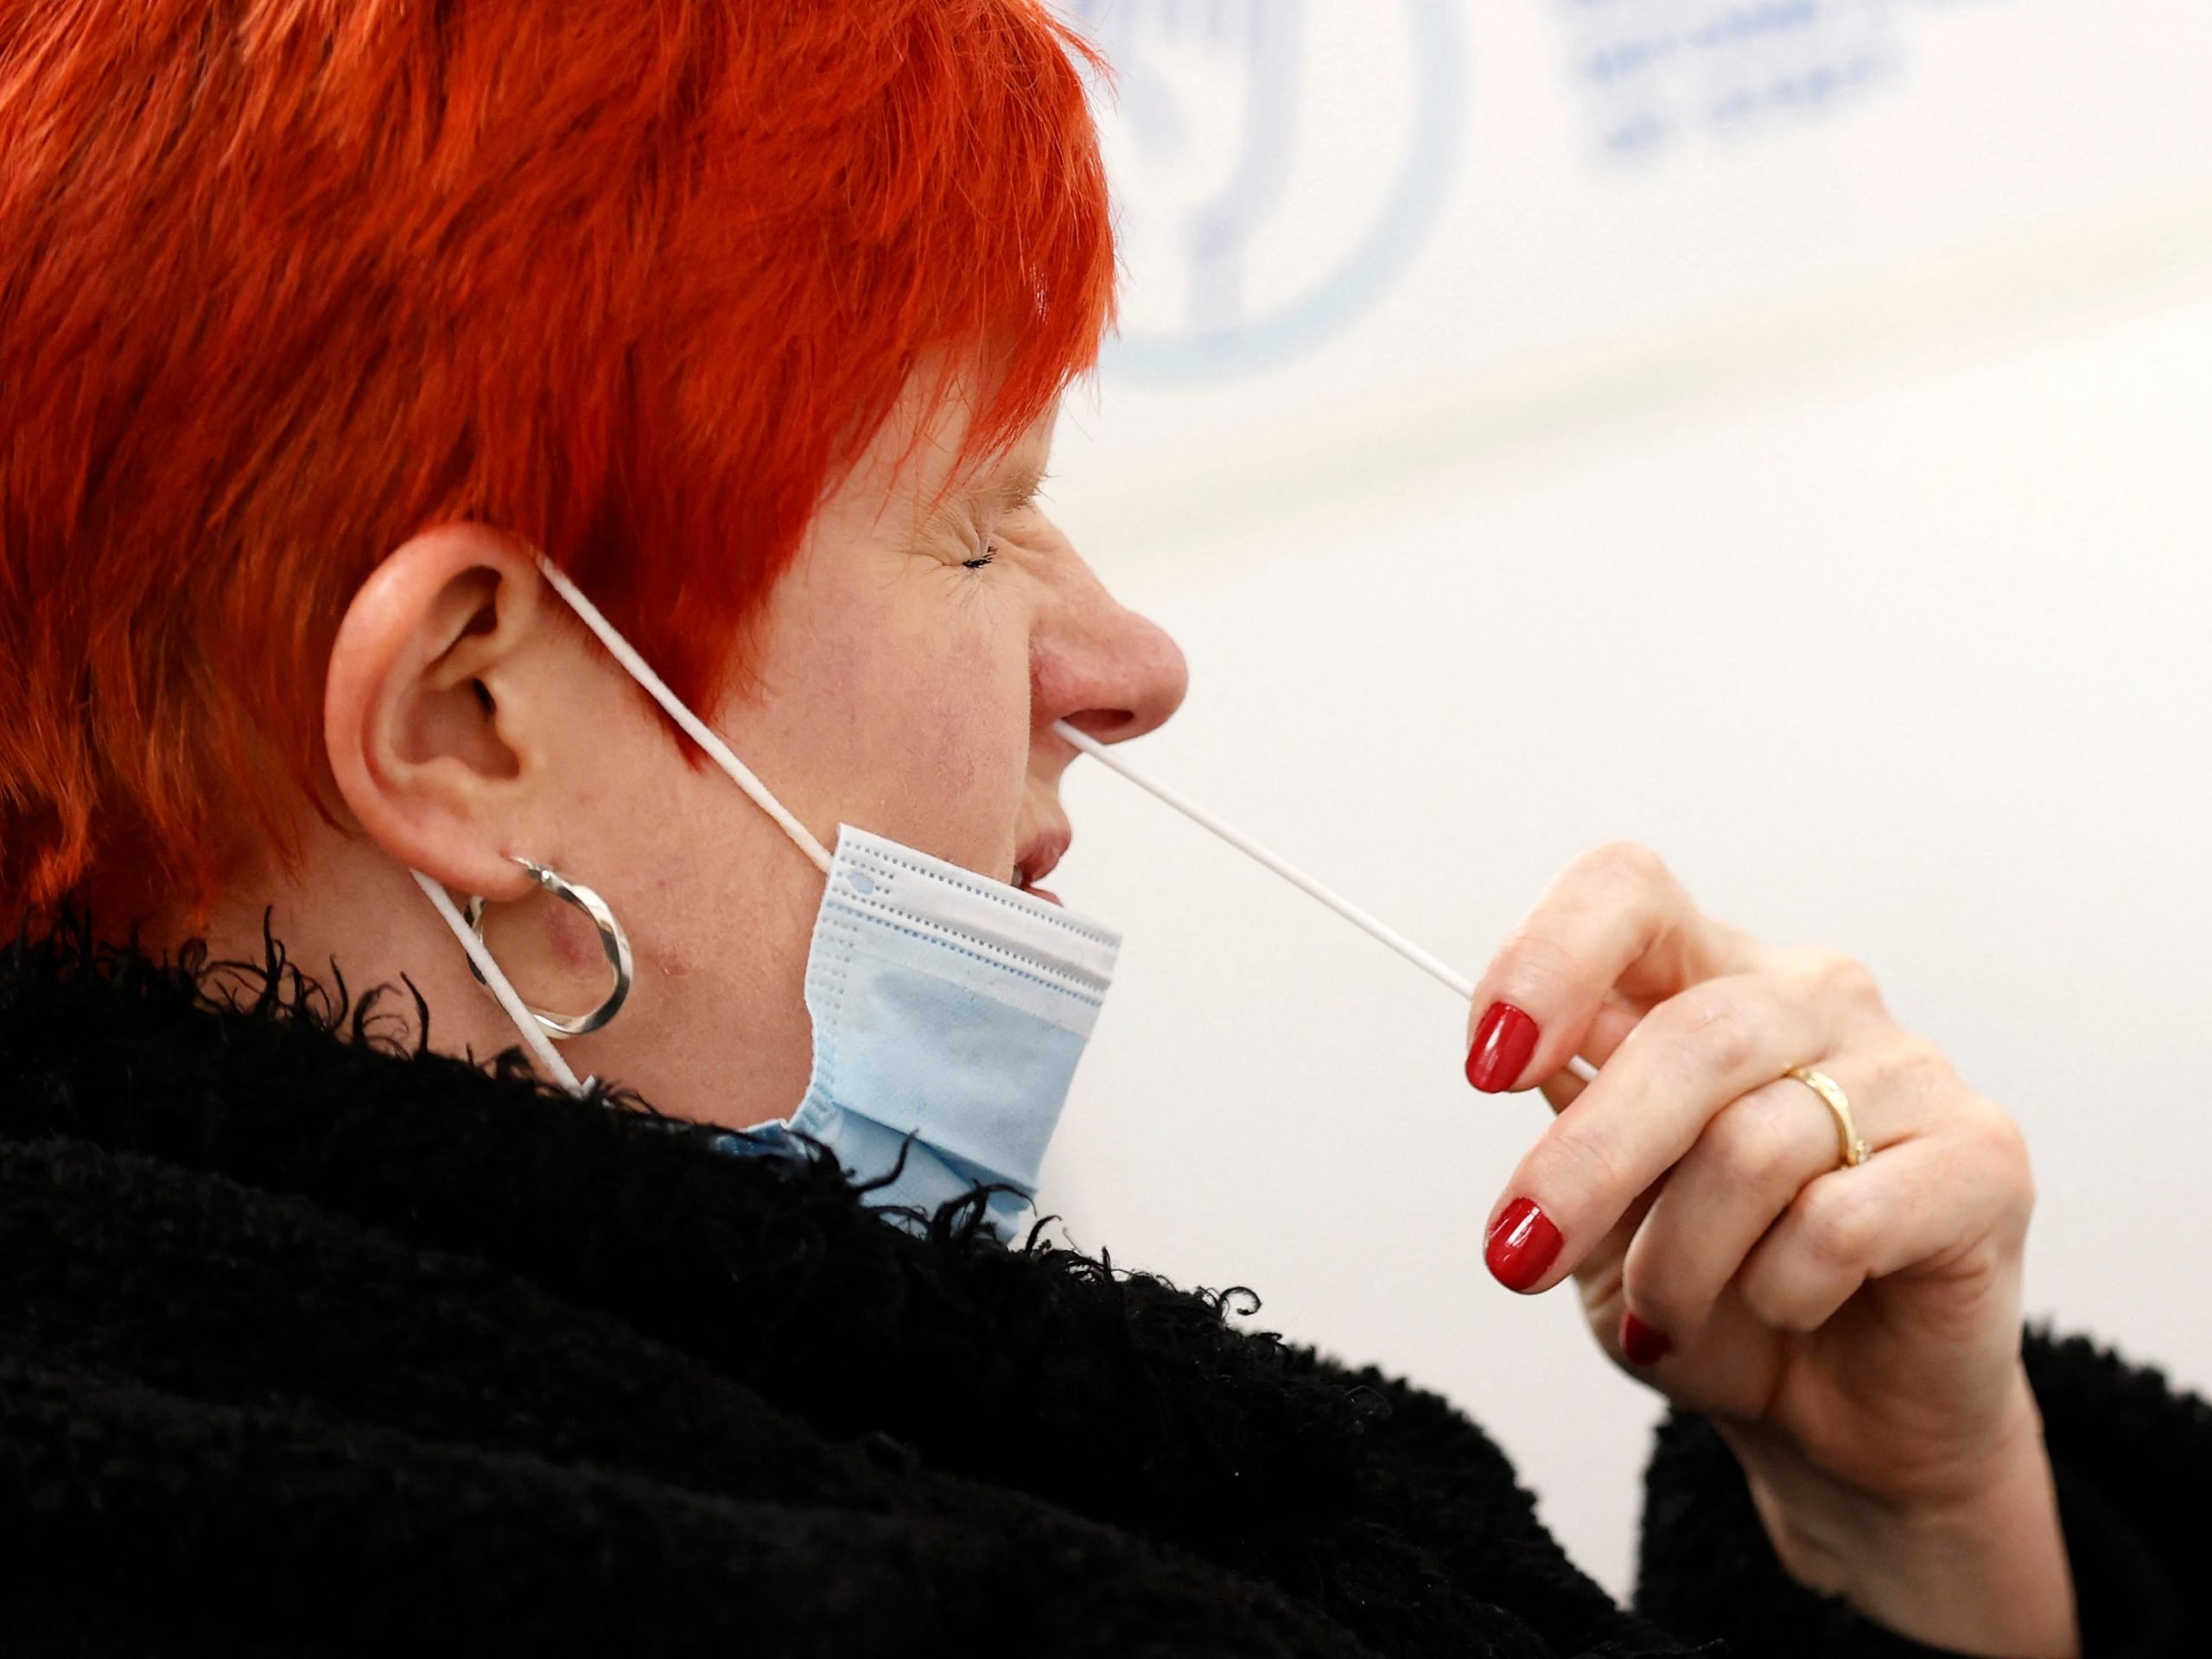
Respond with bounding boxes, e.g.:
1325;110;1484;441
972;454;1048;512
918;453;1048;543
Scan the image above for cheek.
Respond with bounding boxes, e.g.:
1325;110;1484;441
787;582;1017;874
742;564;1036;874
916;615;1028;764
891;611;1032;860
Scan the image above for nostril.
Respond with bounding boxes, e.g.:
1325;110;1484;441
1058;709;1137;744
1033;607;1186;744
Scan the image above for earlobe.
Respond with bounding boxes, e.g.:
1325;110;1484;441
324;524;551;899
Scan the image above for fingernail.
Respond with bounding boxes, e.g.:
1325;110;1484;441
1485;1197;1561;1292
1466;1002;1541;1093
1621;1312;1673;1367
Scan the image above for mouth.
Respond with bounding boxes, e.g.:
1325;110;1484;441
1014;827;1071;906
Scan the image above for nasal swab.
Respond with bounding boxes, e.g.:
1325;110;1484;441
1055;721;1600;1087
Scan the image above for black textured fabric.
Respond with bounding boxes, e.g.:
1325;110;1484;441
0;928;2191;1656
1638;1340;2199;1656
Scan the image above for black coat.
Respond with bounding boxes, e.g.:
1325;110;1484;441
0;930;2195;1655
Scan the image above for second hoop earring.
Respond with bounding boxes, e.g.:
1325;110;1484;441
462;857;633;1039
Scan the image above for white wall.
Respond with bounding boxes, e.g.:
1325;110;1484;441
1036;0;2212;1599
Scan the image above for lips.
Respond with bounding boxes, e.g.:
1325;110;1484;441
1014;827;1070;906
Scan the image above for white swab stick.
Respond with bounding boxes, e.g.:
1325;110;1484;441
1055;722;1478;996
1056;721;1600;1087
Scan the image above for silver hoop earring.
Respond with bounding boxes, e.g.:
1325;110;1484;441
462;857;633;1039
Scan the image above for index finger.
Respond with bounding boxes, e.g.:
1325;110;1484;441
1464;842;1751;1095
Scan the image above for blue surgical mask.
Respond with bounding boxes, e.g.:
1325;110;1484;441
417;556;1120;1238
728;823;1116;1235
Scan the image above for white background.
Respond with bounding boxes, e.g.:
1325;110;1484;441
1037;0;2212;1599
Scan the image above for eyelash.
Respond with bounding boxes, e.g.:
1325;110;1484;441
962;484;1039;569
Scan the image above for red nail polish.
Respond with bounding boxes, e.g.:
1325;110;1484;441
1466;1002;1541;1093
1485;1198;1561;1292
1621;1313;1673;1367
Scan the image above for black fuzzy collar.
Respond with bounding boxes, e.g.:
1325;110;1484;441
0;925;1662;1657
0;923;1364;1515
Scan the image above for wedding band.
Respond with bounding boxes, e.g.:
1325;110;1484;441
1787;1065;1871;1169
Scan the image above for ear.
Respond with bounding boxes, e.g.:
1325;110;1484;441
324;524;561;899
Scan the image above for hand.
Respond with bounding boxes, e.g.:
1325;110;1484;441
1465;843;2077;1658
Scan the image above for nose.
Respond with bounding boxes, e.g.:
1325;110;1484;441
1033;569;1190;747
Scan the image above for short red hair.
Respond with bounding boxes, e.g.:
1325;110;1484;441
0;0;1113;918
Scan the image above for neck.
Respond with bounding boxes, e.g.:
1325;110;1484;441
145;817;819;1134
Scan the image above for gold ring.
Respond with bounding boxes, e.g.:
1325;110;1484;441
1787;1065;1871;1169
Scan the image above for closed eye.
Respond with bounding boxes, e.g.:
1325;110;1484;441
957;470;1044;571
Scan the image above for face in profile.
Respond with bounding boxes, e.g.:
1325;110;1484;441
309;372;1187;1135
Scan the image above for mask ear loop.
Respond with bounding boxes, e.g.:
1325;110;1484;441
408;555;834;1096
535;556;835;875
411;869;589;1095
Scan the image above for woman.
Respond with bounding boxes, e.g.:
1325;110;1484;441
0;3;2196;1653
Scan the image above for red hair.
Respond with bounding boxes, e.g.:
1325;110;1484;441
0;0;1113;918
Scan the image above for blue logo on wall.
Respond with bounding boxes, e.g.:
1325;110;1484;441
1060;0;1469;380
